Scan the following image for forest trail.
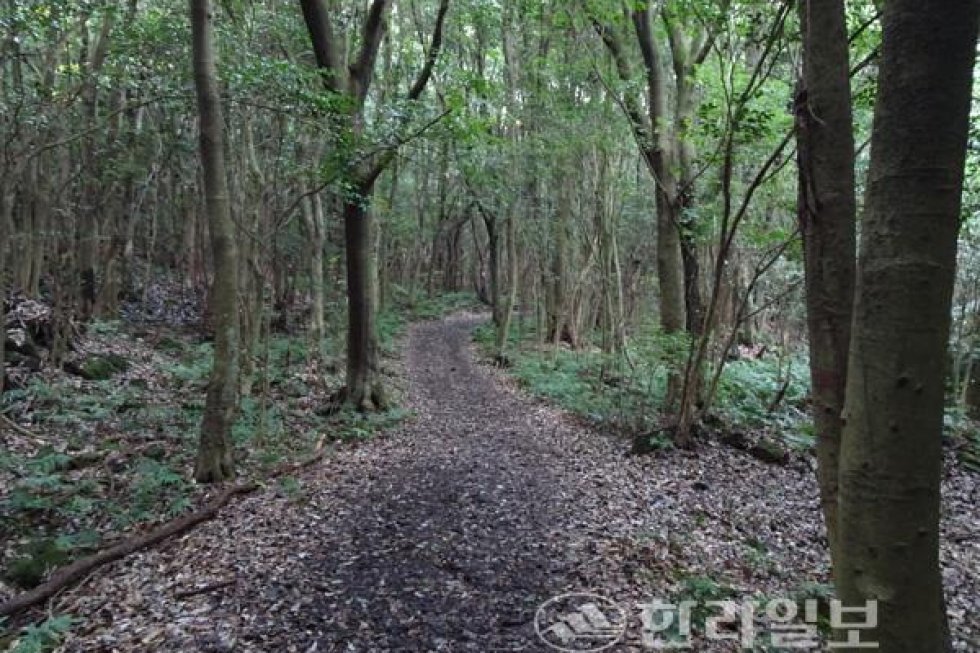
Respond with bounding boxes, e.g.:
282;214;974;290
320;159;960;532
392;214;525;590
63;313;671;652
58;315;847;651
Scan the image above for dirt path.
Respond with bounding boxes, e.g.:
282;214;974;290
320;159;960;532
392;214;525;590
55;315;978;652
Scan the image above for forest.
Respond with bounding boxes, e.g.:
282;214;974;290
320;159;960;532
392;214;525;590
0;0;978;651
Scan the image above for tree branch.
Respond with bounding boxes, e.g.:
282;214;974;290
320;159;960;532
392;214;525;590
407;0;450;100
298;0;341;92
349;0;391;104
590;19;651;138
359;107;451;188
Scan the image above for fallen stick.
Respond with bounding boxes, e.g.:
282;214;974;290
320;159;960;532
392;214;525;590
0;482;257;618
0;414;46;444
0;451;325;618
174;577;237;600
950;531;979;544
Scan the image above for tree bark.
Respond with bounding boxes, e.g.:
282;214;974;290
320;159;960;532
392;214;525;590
494;211;519;361
795;0;856;575
343;186;384;411
837;1;978;649
548;172;571;345
0;185;10;397
191;0;239;483
483;210;501;326
303;194;327;366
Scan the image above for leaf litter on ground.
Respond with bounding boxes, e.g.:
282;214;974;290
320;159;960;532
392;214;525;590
1;314;977;651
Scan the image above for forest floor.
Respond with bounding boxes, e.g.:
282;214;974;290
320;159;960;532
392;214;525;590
17;314;980;652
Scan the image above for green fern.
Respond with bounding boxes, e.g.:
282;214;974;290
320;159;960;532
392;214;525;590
10;615;75;653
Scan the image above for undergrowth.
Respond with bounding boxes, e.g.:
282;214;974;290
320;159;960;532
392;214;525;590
474;318;812;450
478;316;980;469
0;292;475;644
0;614;75;653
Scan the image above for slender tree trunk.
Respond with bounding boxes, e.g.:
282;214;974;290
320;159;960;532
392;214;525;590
610;210;626;352
303;194;327;366
657;189;686;408
548;174;570;345
672;33;705;340
837;1;978;649
238;120;266;397
484;212;501;326
191;0;239;483
0;186;10;397
495;211;519;360
795;0;856;576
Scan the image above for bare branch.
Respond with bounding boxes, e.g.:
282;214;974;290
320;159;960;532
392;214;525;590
407;0;450;100
349;0;391;104
590;19;651;138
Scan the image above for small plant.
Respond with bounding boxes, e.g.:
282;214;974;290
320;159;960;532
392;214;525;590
9;614;75;653
153;335;186;354
632;430;675;454
744;537;777;575
24;449;73;474
676;575;739;633
165;342;213;385
277;476;303;499
4;538;71;589
88;320;123;337
789;581;835;636
714;355;810;431
120;459;189;525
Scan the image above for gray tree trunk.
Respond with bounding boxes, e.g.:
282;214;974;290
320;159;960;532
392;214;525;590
795;0;856;577
191;0;239;483
837;1;978;649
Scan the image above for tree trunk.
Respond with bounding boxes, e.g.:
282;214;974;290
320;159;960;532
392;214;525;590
0;186;10;397
343;185;384;411
303;194;327;366
795;0;856;573
548;174;570;345
484;212;501;326
494;211;519;361
191;0;239;483
837;1;978;649
657;189;686;409
298;0;446;410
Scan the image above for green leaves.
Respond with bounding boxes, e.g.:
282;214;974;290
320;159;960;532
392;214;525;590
8;614;76;653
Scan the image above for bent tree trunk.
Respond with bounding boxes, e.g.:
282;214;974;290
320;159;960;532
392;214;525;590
795;0;856;574
191;0;239;482
836;1;978;649
344;185;385;411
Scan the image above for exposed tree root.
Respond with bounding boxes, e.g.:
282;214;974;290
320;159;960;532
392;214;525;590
322;383;389;414
0;483;256;618
0;452;325;618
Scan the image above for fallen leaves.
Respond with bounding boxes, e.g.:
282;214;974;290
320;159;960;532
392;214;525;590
4;315;973;652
